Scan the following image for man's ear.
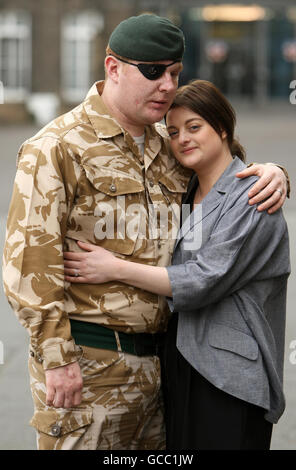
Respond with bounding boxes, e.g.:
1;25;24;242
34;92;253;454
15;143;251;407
105;56;121;83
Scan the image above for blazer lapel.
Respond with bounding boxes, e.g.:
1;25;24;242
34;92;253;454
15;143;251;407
175;188;223;248
174;157;246;249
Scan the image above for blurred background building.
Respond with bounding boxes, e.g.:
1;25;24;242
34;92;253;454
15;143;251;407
0;0;295;124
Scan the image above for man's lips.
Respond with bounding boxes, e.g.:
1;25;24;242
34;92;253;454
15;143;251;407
150;100;169;108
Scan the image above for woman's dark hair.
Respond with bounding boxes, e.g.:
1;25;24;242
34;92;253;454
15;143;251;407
169;79;246;162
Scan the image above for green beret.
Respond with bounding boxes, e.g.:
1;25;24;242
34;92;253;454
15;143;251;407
109;14;185;62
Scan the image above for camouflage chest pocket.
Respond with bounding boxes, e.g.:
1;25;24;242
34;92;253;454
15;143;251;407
158;175;188;237
85;166;145;255
159;174;187;206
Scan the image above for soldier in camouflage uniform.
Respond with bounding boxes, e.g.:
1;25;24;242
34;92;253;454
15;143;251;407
2;14;288;450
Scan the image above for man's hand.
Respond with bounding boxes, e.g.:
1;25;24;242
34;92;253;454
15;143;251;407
45;361;83;409
236;163;287;214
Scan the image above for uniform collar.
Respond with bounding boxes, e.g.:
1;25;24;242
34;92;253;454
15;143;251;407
83;81;124;139
83;81;163;142
83;81;166;168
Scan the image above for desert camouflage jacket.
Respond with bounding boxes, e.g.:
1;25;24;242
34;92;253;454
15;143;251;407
3;81;192;370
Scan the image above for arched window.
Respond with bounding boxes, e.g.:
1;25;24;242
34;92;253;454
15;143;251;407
0;10;31;102
61;11;104;103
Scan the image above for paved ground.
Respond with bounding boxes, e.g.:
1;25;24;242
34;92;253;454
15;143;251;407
0;101;295;449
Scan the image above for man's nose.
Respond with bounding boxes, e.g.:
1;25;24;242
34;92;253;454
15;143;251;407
158;71;177;93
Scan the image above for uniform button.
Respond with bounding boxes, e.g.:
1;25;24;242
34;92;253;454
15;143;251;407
51;424;61;437
182;182;186;188
149;180;154;187
109;184;116;192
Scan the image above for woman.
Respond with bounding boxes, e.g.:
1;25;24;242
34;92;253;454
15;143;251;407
64;80;290;450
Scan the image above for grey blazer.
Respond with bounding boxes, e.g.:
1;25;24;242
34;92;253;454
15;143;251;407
166;157;290;423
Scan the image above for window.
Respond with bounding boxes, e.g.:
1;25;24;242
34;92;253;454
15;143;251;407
61;11;104;103
0;11;31;101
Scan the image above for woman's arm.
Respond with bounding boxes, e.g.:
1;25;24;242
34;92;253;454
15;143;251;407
64;241;172;296
64;165;290;299
65;197;289;313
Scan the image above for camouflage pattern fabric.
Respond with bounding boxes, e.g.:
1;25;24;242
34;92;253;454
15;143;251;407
2;81;192;449
29;345;165;450
3;81;191;370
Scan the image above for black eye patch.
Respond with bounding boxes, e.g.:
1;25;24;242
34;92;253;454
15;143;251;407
137;63;168;80
111;55;178;80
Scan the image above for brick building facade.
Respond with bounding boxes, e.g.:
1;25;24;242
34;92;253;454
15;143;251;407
0;0;146;123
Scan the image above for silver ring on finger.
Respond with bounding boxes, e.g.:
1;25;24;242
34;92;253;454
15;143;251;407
275;189;283;196
74;269;79;277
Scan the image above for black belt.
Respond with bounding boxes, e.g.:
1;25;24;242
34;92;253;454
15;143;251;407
70;319;162;357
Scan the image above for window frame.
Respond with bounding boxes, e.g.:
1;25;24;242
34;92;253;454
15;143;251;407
0;10;31;102
61;11;104;103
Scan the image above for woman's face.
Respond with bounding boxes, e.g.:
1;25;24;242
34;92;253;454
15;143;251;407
166;106;227;173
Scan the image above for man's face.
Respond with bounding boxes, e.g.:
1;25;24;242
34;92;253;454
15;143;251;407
115;58;183;128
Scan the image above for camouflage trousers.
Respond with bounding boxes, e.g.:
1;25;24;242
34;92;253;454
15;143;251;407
28;345;165;450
